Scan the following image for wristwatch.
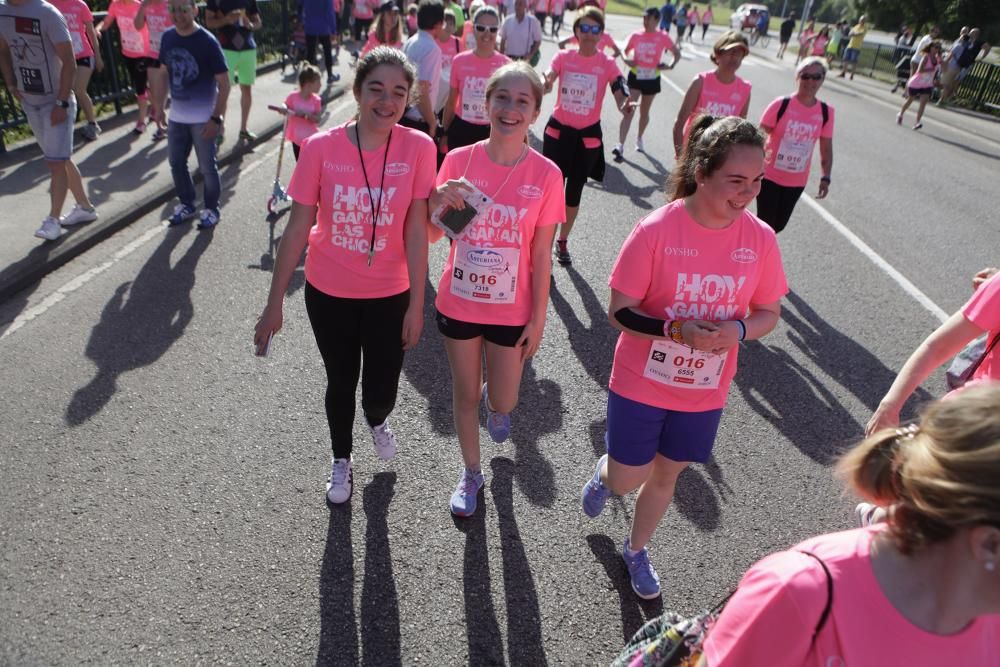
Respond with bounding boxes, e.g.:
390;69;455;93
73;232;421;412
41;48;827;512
54;99;70;108
210;115;224;125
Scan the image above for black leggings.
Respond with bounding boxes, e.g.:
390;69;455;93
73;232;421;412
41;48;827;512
701;23;709;39
304;282;410;458
353;17;372;42
305;34;334;75
755;178;805;234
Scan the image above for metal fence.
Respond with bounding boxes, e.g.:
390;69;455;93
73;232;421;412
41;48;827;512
0;0;291;152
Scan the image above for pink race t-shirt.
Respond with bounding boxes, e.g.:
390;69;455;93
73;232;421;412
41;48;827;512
434;143;565;326
107;0;149;59
683;71;752;139
704;527;1000;666
360;32;403;56
284;91;321;145
49;0;94;58
142;1;173;58
608;200;787;411
449;51;510;124
963;271;1000;384
548;0;565;14
353;0;374;20
288;124;436;299
547;49;621;130
563;31;618;55
623;29;675;78
810;34;829;55
760;95;835;188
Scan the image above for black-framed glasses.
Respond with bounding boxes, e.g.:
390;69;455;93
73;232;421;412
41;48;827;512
800;73;824;81
578;23;602;34
474;24;499;33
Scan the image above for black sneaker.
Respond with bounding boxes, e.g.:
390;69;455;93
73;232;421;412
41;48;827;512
555;239;572;266
611;146;624;163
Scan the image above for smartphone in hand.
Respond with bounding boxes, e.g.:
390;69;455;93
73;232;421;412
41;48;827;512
255;331;274;357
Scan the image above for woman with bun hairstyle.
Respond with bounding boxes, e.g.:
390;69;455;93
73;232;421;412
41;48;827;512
580;116;788;600
699;382;1000;666
672;30;751;157
253;48;434;505
430;62;565;517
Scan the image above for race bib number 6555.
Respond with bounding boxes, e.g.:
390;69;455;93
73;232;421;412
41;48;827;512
643;340;726;389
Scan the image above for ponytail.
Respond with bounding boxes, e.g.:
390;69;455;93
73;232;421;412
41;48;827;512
665;115;765;202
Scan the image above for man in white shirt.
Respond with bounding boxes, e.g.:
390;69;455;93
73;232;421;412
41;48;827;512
909;25;940;76
499;0;541;62
402;0;444;136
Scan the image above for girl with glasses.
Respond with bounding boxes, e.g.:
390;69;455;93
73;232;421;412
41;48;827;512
754;56;835;234
441;6;510;155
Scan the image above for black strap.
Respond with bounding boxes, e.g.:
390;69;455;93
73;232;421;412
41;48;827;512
775;96;829;127
966;331;1000;381
797;551;833;642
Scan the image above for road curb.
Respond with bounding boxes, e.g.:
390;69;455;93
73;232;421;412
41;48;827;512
0;85;346;303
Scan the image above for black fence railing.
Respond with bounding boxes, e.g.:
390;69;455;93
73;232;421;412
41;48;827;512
0;0;290;152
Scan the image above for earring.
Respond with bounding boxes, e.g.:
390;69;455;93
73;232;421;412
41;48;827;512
987;562;996;572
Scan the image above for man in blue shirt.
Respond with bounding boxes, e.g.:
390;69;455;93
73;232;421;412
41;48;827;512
658;0;674;32
160;0;230;228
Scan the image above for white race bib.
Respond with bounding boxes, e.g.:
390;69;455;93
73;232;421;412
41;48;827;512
70;30;84;56
774;134;814;173
636;66;658;80
560;72;598;115
450;240;519;304
460;77;489;123
643;340;727;389
121;28;144;54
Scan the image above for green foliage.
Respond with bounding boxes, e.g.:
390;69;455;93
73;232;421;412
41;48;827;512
861;0;1000;38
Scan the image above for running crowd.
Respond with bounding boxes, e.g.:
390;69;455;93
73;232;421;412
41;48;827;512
2;0;998;661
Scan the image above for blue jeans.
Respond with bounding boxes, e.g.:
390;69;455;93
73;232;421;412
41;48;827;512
168;120;220;212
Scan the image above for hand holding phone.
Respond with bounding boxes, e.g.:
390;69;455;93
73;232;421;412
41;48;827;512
255;331;274;357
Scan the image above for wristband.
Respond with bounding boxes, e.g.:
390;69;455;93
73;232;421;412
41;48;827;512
820;176;831;183
736;319;746;342
669;320;685;344
55;99;70;108
210;115;223;125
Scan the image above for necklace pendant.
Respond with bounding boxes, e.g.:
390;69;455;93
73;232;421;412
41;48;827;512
367;248;375;267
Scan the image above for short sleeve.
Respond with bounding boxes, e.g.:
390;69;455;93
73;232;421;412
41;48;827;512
287;134;324;206
436;146;460;187
284;91;296;108
106;2;119;18
547;49;564;76
80;1;93;22
750;234;788;306
208;33;229;74
417;43;439;82
660;33;675;52
536;162;566;227
703;551;830;667
45;6;72;46
449;55;460;88
530;16;541;41
409;133;437;200
604;56;622;83
759;97;782;129
820;104;835;139
624;32;637;55
608;222;653;301
963;272;1000;331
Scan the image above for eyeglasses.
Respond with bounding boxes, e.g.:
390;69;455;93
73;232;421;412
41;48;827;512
474;24;499;33
578;23;602;34
799;73;824;80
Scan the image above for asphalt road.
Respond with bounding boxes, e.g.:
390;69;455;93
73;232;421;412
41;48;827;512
2;18;998;665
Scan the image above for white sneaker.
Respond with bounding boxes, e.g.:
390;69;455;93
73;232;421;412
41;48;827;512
34;216;62;241
370;421;398;461
60;204;99;227
326;457;353;504
855;502;887;527
635;136;645;153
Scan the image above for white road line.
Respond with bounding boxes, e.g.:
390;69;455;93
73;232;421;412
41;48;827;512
800;194;948;323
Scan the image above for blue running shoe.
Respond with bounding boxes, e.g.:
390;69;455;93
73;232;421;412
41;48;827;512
581;454;611;518
168;204;197;226
450;468;485;517
622;538;661;600
482;383;511;443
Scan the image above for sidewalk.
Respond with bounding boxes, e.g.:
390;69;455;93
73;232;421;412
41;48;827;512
0;65;346;302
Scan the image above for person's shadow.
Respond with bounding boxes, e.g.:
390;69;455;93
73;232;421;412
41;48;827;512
548;266;616;389
586;534;663;642
401;277;458;436
65;227;212;426
452;504;505;664
246;214;307;298
360;472;401;666
316;503;360;666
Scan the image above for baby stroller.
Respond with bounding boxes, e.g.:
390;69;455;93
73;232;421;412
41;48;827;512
890;54;911;95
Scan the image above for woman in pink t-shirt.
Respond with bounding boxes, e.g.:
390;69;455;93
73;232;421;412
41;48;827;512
359;4;403;56
430;63;565;517
686;6;699;42
672;30;751;157
755;56;834;233
580;116;788;600
441;7;509;154
702;383;1000;667
897;40;941;131
701;3;713;41
253;48;434;505
867;268;1000;436
134;0;174;141
557;30;623;59
352;0;376;41
542;7;634;267
99;0;152;134
49;0;104;141
612;7;680;161
548;0;564;38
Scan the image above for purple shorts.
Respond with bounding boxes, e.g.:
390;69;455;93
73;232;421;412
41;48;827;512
606;390;723;465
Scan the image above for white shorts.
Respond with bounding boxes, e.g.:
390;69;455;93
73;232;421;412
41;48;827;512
23;95;76;161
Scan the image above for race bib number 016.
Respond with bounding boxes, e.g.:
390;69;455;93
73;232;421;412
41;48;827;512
774;135;813;173
450;240;519;304
560;72;598;115
643;340;726;389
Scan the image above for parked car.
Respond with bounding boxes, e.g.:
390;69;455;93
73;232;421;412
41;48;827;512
729;3;769;31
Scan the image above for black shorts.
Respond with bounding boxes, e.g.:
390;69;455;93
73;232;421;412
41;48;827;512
75;56;95;69
755;178;804;234
907;86;933;98
436;310;525;347
147;58;162;68
122;55;152;95
626;71;661;96
446;115;490;152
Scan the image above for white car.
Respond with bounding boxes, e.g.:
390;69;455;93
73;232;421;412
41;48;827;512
729;3;769;31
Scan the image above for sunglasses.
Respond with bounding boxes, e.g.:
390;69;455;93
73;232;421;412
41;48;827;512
578;23;602;34
799;73;824;80
474;24;499;33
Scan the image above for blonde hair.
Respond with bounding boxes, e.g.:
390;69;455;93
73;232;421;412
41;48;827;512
796;55;828;75
485;61;544;110
838;383;1000;554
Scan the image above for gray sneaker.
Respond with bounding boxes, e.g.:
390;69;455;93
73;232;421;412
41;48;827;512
81;122;101;141
34;216;62;241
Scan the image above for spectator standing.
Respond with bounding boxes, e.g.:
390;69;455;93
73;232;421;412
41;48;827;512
401;0;444;136
0;0;99;240
943;26;992;106
98;0;152;134
658;0;674;33
205;0;260;143
300;0;342;84
499;0;541;64
134;0;173;141
838;14;866;80
160;0;230;228
909;26;940;76
48;0;103;141
937;27;969;105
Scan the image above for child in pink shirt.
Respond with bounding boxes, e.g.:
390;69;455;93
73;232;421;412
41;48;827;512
580;116;787;600
673;30;751;156
135;0;173;140
99;0;152;134
281;65;323;160
429;63;565;518
49;0;103;140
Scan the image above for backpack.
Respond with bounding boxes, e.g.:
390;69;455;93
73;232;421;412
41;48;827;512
776;96;829;127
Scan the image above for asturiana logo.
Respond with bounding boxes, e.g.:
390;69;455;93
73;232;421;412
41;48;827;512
467;249;504;268
517;185;543;199
386;162;410;176
731;248;758;264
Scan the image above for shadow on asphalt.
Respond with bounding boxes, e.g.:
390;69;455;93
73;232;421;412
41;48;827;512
599;160;668;212
65;226;212;426
586;534;663;642
507;361;560;508
401;277;456;436
361;472;401;666
452;494;505;664
919;131;1000;162
491;457;548;666
82;133;160;208
549;266;616;389
246;215;307;298
317;501;360;665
